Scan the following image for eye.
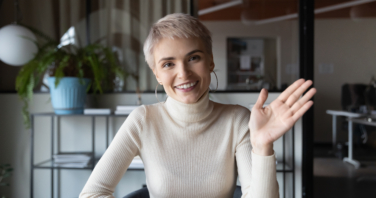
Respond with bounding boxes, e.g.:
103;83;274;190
189;55;200;61
163;62;173;68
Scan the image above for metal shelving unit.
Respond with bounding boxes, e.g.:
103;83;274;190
29;112;137;198
30;112;294;198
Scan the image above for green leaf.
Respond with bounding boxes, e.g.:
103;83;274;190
54;55;70;88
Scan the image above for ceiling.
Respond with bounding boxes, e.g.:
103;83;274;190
198;0;376;21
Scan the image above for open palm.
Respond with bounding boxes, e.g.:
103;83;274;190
249;79;316;150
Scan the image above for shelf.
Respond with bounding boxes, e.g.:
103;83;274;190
31;112;129;117
34;159;96;170
228;83;260;86
228;71;262;76
276;162;294;172
33;157;291;172
33;152;145;171
33;158;145;171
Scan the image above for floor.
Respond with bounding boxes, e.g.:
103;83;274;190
314;143;376;198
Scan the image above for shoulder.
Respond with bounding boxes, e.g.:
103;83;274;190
132;102;168;122
127;105;146;120
212;102;250;144
211;102;250;132
116;104;159;138
141;102;165;115
119;106;146;131
212;101;250;119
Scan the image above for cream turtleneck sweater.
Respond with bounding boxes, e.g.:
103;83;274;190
79;91;279;198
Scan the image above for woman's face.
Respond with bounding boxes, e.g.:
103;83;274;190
153;37;214;104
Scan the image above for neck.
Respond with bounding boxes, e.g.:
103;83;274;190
164;91;213;123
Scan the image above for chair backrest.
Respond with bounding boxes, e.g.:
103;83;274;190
233;185;242;198
341;84;367;111
123;187;149;198
123;185;242;198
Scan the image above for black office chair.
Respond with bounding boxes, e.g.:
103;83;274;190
123;187;150;198
123;185;242;198
340;84;368;146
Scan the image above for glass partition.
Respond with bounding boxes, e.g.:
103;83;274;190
314;1;376;150
314;0;376;196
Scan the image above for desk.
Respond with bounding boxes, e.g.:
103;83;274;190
345;117;376;169
326;110;364;151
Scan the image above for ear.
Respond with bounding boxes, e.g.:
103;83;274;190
152;68;162;84
209;54;215;72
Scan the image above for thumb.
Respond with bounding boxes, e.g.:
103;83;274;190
254;88;268;110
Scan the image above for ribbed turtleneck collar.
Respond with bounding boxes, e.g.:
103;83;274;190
164;90;213;123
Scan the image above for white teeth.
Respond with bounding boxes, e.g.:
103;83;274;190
177;81;197;89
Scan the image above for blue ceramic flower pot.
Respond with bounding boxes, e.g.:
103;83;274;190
47;77;91;115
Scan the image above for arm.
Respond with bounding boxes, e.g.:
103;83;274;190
235;107;279;198
79;106;145;198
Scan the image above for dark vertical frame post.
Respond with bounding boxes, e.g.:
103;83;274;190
51;115;55;198
57;116;61;198
92;116;95;168
190;0;197;17
106;116;109;148
292;127;295;197
30;115;34;198
282;134;286;197
299;0;314;197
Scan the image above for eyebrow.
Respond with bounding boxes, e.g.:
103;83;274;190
158;49;204;63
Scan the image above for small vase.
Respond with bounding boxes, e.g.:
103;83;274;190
47;77;91;115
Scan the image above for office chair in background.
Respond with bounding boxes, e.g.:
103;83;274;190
340;83;376;145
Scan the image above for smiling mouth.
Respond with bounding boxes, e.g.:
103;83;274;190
175;81;198;89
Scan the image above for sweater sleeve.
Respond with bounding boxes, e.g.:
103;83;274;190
234;106;279;198
79;106;145;198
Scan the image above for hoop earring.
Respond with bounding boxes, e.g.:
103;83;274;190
155;83;168;103
210;70;218;93
155;84;160;103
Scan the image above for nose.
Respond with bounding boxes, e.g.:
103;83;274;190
177;62;191;79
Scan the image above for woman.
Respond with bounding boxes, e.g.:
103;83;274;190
80;13;316;198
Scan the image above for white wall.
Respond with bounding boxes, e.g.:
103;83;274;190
0;92;302;198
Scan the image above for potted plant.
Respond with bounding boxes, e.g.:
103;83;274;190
16;26;127;129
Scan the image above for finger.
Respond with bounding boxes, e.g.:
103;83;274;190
290;88;316;114
285;80;313;107
292;100;314;122
254;88;268;109
277;79;305;102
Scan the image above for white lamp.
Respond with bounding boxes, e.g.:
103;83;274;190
0;24;38;66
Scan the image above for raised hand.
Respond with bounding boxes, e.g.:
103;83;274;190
249;79;316;156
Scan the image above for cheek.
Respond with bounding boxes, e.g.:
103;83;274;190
197;67;211;81
159;72;174;85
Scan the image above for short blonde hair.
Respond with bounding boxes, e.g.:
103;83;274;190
143;13;212;69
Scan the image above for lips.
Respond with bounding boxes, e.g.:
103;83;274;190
175;81;198;89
